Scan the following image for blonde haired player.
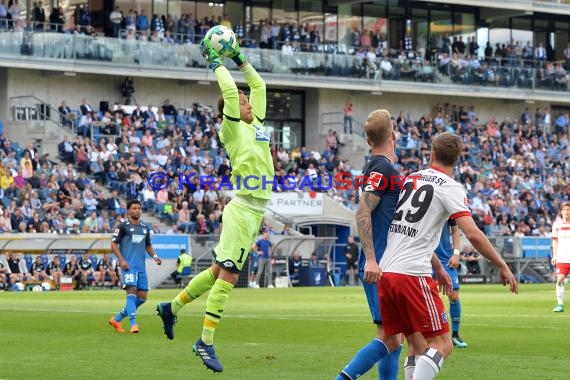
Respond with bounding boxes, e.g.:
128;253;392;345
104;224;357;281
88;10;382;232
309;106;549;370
552;202;570;312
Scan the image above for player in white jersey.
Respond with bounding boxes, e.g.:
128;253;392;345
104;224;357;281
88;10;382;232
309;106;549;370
551;202;570;312
377;133;518;380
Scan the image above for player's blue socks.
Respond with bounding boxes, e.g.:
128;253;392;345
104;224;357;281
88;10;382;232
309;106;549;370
336;338;390;380
450;300;461;334
114;297;146;322
114;309;127;323
135;298;146;308
126;294;137;327
378;344;402;380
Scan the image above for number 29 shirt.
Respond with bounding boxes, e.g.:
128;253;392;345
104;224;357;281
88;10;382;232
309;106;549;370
380;167;471;276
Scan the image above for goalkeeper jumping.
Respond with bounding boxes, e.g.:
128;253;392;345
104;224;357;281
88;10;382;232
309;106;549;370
156;33;274;373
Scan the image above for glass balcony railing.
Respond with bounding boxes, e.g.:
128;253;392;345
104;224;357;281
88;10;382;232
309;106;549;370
0;30;374;82
0;30;568;93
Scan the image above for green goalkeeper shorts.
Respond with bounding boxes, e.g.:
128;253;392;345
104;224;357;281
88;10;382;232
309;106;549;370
213;194;268;273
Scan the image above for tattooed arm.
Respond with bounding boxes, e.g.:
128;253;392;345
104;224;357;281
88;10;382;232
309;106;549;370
355;191;381;284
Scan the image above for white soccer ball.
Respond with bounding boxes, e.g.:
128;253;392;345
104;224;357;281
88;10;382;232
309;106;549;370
13;282;25;291
41;282;51;291
206;25;237;58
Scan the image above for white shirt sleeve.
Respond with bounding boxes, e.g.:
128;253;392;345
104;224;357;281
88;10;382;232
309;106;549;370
444;183;472;220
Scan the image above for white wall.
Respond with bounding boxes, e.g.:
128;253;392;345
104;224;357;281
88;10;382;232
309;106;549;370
5;68;222;112
3;68;550;152
316;89;549;136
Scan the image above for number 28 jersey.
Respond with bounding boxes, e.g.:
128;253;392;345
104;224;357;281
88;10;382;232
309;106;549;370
380;167;471;276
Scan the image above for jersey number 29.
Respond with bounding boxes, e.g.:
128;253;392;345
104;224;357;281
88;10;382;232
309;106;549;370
393;182;434;223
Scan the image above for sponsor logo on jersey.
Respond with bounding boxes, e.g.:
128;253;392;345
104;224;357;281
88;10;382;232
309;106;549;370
223;261;235;268
254;125;270;142
132;234;145;244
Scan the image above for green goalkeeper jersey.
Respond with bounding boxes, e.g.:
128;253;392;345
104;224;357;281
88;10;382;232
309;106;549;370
215;64;274;200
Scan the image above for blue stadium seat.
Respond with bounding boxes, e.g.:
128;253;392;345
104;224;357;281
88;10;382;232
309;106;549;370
23;254;33;272
180;266;192;276
58;254;67;266
41;254;49;269
89;255;99;269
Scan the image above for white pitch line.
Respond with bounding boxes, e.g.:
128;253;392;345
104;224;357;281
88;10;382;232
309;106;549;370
0;307;569;330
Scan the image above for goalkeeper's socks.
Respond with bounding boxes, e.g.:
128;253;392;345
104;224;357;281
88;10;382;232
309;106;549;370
171;267;216;315
202;279;234;345
125;293;137;327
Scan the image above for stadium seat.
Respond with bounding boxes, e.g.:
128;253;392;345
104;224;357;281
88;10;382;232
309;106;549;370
58;254;67;266
24;254;33;272
178;266;193;286
41;254;49;269
89;255;99;269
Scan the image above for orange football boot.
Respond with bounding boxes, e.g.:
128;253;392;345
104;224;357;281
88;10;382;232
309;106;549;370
108;318;125;333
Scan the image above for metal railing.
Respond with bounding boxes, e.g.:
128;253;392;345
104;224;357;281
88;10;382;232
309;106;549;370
321;111;365;138
8;95;74;134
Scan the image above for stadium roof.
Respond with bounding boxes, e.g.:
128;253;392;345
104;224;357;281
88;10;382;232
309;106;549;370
0;233;112;252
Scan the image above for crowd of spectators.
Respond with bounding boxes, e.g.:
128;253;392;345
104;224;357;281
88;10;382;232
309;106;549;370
436;38;570;91
0;94;568;242
388;103;569;238
3;3;570;91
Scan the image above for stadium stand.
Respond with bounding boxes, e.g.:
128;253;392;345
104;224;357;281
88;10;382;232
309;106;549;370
0;2;569;291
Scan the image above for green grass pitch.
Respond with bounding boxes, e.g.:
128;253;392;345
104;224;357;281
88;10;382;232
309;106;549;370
0;284;567;379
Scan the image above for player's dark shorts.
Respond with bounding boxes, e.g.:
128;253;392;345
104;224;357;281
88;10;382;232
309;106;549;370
358;252;381;324
213;195;267;274
346;261;357;270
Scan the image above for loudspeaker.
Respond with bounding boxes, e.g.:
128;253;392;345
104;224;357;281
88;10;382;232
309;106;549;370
100;101;109;113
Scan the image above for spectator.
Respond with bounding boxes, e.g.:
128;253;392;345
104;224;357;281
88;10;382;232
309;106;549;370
64;254;81;289
94;253;117;287
77;252;94;288
343;98;353;134
255;231;273;288
7;253;29;284
344;235;358;286
47;255;63;289
170;249;192;288
29;255;48;284
461;245;482;274
110;6;122;37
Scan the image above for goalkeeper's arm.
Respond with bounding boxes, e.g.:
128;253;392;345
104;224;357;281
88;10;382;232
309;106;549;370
230;45;266;124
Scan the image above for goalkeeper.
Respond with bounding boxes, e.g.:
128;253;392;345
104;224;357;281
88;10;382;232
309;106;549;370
156;34;274;373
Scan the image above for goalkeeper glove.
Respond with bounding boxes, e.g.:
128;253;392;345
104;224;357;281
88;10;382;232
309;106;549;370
199;37;223;71
228;40;247;67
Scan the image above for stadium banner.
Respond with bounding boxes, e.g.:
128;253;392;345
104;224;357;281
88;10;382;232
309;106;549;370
150;234;190;259
268;192;324;216
517;237;552;258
